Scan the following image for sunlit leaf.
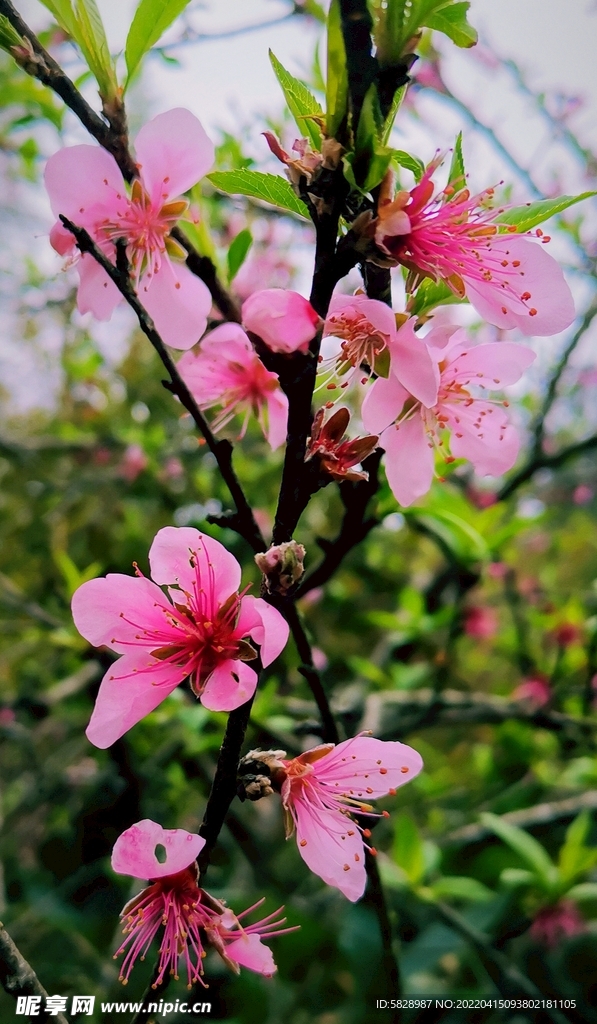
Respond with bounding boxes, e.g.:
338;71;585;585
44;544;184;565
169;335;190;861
494;192;597;234
125;0;192;84
227;228;253;283
269;50;324;150
481;812;559;891
207;170;310;219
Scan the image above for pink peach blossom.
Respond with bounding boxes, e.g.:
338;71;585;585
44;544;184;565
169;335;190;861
512;675;551;707
178;323;288;449
72;526;289;748
112;819;293;986
242;289;320;354
322;294;438;405
118;443;148;482
530;900;584;948
362;326;536;507
375;166;575;336
279;735;423;901
45;108;214;350
463;606;498;640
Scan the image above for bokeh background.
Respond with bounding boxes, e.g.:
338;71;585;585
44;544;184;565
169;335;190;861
1;2;597;1022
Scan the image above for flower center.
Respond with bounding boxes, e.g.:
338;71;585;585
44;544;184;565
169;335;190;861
99;179;188;282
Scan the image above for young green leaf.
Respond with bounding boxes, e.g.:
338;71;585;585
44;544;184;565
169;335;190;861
494;191;597;234
406;277;467;316
326;0;348;139
480;812;559;891
423;1;477;48
393;813;426;885
447;130;465;191
381;85;407;146
207;170;310;219
269;50;324;151
430;876;494;902
392;148;425;182
39;0;117;99
0;13;24;50
558;811;597;885
227;228;253;283
125;0;192;85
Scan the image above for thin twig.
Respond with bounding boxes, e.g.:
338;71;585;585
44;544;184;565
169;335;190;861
281;602;339;744
498;431;597;501
60;218;264;552
443;790;597;847
0;923;68;1024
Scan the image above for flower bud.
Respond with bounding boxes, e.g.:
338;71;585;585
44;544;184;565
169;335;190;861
255;540;306;595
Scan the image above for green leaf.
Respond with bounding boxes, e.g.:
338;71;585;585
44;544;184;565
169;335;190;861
207;170;310;219
424;1;477;48
567;883;597;902
480;812;558;891
125;0;192;84
352;84;392;192
447;130;465;191
227;228;253;283
269;50;324;150
0;13;24;49
500;868;536;888
410;509;489;564
494;192;597;234
406;277;467;316
39;0;117;98
393;813;426;885
430;876;494;902
558;811;597;884
392;148;425;182
326;0;348;139
381;85;407;145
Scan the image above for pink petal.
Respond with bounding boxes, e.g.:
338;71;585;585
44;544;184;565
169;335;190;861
44;144;123;219
86;650;186;748
445;401;520;476
239;595;289;668
134;108;215;206
380;415;435;507
361;375;408;434
291;790;366;901
71;574;172;653
264;390;289;450
242;289;319;354
443;341;536;389
111;818;205;880
464;237;575;337
140;261;211;350
314;736;424;797
50;219;75;256
224;934;276;976
76;253;122;320
390;319;439;406
325;293;396;339
149;526;241;606
200;659;258;712
199;322;253;357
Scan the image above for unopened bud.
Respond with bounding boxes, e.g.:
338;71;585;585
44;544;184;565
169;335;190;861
255;540;306;595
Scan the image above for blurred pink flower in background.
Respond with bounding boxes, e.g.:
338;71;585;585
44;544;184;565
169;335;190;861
573;484;593;505
118;443;148;482
178;323;288;450
45;108;214;350
512;675;551;707
463;605;498;639
72;526;289;747
530;900;584;948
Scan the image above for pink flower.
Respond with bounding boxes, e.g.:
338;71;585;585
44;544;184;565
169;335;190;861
374;166;575;337
512;676;551;708
279;735;423;902
530;900;584;948
242;289;320;354
45;108;214;350
322;294;438;405
118;443;148;482
362;326;536;507
111;819;293;986
72;526;289;748
463;605;498;639
178;323;288;450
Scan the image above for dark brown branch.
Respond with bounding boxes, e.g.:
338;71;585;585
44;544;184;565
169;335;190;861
498;431;597;501
0;922;68;1024
280;602;339;744
61;218;264;552
444;790;597;847
362;853;400;999
0;0;236;319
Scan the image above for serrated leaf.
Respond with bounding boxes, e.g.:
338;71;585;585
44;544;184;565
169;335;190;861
424;1;477;48
381;85;407;145
207;170;310;219
480;812;559;891
392;148;425;181
125;0;192;84
447;130;465;191
430;876;494;902
227;228;253;283
494;191;597;234
269;50;323;151
406;277;467;316
326;0;348;139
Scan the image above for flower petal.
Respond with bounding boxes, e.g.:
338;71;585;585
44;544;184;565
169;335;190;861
111;818;205;880
380;415;435;507
149;526;241;607
291;789;366;901
224;934;276;976
390;319;439;407
141;261;211;350
200;659;258;712
361;375;408;434
445;400;520;476
134;108;215;205
72;573;172;653
44;144;123;219
325;293;396;339
443;341;536;389
464;237;576;337
265;389;289;450
242;289;319;354
86;650;186;748
314;735;424;797
240;595;289;667
76;253;122;320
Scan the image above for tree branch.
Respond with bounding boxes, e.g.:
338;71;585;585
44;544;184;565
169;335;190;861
281;601;339;744
0;923;68;1024
444;790;597;847
498;431;597;502
60;218;264;552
